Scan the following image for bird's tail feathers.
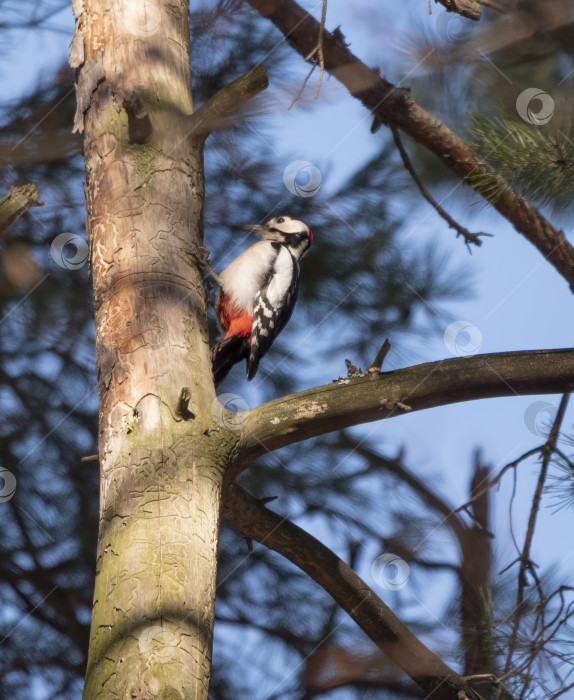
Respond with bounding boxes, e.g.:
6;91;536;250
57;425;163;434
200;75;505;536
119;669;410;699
212;335;250;386
246;346;261;381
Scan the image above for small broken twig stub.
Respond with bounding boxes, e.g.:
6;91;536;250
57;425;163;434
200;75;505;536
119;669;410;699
176;386;192;419
379;398;412;413
0;185;44;235
368;338;391;374
187;65;269;141
434;0;481;21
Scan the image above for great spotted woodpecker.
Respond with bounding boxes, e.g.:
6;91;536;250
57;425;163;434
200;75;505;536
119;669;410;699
212;215;313;385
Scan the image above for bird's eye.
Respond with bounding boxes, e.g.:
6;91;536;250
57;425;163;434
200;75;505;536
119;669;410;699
276;217;285;224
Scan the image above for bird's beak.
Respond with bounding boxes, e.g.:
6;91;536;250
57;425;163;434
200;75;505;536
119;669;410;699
240;224;268;238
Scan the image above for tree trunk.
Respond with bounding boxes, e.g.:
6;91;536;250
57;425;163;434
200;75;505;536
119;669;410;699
71;2;224;696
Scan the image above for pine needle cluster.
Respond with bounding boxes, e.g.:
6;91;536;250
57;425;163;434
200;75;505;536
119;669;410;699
468;109;574;211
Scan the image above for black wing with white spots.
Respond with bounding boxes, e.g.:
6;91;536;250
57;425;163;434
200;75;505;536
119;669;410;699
246;244;300;380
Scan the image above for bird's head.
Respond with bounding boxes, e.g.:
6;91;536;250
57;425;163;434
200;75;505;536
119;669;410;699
242;215;313;260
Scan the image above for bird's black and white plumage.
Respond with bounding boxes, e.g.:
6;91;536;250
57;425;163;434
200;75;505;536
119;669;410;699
212;215;313;385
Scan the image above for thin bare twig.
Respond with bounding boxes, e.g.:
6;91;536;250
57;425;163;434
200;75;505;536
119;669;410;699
289;0;327;108
549;679;574;700
390;125;493;252
455;447;541;514
311;0;327;99
498;394;570;698
288;62;317;110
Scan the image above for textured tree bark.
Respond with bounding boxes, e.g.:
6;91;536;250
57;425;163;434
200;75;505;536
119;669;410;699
71;2;226;697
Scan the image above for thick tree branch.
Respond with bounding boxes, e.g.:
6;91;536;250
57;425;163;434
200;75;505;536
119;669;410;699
238;349;574;468
222;483;488;700
0;133;82;168
0;184;43;235
246;0;574;292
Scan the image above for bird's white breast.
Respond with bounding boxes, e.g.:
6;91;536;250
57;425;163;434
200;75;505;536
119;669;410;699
219;241;283;314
